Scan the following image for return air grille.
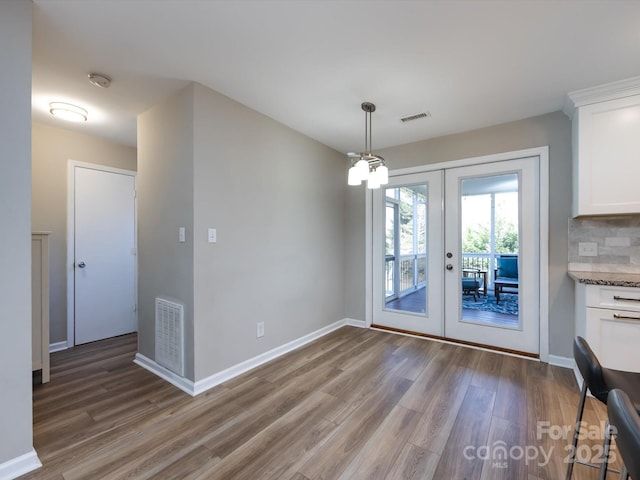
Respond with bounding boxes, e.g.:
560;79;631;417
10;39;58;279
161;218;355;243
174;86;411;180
155;298;184;376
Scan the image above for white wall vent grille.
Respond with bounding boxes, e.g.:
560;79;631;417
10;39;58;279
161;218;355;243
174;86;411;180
155;298;184;376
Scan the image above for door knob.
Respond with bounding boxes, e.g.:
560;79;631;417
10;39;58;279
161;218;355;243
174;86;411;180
446;264;453;270
77;261;86;268
446;252;453;258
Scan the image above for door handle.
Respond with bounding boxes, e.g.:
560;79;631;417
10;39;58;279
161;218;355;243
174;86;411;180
446;264;453;270
77;261;86;268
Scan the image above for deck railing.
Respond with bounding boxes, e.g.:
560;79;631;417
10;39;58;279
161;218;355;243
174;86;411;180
386;252;516;297
385;254;426;299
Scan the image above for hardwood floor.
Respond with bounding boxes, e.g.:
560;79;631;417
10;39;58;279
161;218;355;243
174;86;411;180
23;327;620;479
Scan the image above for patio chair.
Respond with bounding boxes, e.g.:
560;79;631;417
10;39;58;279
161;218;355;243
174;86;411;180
494;255;518;304
462;268;484;301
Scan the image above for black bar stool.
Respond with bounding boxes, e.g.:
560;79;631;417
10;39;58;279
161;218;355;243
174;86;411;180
566;337;640;480
604;389;640;480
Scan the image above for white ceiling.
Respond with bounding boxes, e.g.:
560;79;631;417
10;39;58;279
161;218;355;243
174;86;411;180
31;0;640;154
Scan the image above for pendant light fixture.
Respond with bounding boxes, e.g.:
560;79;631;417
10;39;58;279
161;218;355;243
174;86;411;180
347;102;388;189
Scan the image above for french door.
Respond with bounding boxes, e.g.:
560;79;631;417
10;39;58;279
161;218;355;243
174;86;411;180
372;157;540;355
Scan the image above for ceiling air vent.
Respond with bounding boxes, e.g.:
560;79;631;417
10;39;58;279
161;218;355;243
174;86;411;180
400;112;431;123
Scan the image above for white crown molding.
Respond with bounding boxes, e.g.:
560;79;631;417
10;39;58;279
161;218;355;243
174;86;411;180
563;75;640;118
0;449;42;480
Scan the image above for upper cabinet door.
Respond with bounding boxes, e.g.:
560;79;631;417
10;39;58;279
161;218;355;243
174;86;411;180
570;92;640;217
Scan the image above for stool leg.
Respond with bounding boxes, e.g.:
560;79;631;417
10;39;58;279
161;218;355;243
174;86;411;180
598;420;611;480
619;464;629;480
566;382;588;480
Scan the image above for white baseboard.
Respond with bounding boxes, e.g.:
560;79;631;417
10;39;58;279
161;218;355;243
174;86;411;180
0;449;41;480
135;318;364;397
134;353;195;396
49;341;68;353
547;354;575;370
344;318;367;328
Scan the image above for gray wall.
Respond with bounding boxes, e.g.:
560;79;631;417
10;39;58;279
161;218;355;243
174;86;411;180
138;82;346;382
344;111;574;358
32;123;137;345
138;86;196;378
0;0;35;466
191;83;346;380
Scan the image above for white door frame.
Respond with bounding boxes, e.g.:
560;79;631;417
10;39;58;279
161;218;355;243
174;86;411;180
66;160;137;348
365;146;550;361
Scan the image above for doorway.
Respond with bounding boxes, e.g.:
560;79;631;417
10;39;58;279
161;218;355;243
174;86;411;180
67;162;137;346
370;151;547;357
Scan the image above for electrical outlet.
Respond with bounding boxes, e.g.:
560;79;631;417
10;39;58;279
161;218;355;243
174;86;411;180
256;322;265;338
578;242;598;257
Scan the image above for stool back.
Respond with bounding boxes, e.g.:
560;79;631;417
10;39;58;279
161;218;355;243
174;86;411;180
574;336;608;403
608;389;640;479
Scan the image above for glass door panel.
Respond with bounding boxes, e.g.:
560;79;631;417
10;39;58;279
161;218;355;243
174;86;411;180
460;173;520;328
372;171;443;336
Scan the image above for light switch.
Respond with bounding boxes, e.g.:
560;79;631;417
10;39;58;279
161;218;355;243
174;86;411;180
178;227;186;243
208;228;217;243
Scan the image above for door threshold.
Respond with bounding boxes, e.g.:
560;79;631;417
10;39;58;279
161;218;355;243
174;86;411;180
370;324;539;360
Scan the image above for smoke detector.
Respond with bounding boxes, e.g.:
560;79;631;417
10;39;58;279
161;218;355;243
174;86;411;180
88;73;112;89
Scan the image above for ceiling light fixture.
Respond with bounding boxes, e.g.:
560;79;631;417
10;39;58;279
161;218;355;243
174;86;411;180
347;102;388;189
49;102;88;122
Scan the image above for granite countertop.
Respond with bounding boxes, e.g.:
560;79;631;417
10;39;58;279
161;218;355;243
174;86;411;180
568;271;640;288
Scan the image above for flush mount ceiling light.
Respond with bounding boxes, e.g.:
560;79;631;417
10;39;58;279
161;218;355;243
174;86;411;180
49;102;88;122
347;102;388;189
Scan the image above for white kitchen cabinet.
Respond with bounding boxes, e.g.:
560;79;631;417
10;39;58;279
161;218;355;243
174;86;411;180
575;282;640;372
565;77;640;217
32;232;50;383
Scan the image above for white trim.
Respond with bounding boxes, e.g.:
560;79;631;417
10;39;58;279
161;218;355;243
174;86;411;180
0;449;41;480
49;341;68;353
365;146;550;360
388;146;550;178
135;319;361;396
563;75;640;118
66;160;137;347
134;353;195;396
365;190;373;328
539;146;550;362
548;354;575;370
345;318;367;328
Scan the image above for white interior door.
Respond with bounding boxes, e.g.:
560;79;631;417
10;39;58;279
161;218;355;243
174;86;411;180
74;166;137;345
372;171;444;336
444;157;540;354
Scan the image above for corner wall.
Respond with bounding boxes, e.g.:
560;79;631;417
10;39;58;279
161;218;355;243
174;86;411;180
345;111;574;357
137;86;196;379
31;123;137;345
137;82;346;384
191;83;346;380
0;0;37;473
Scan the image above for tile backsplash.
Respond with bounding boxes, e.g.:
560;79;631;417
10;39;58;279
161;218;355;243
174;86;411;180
569;215;640;272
